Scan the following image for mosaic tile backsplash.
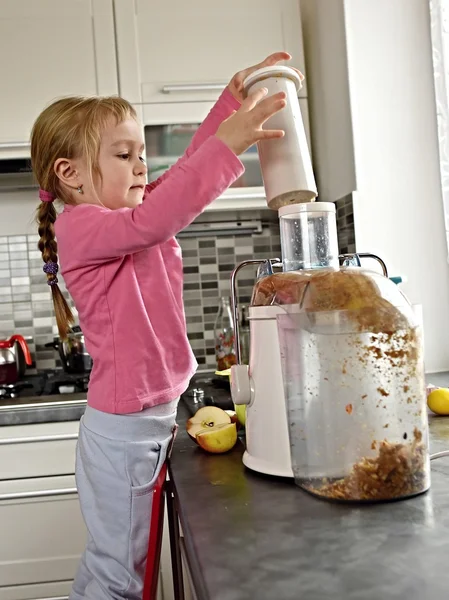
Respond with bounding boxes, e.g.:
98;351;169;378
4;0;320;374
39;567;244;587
335;194;356;254
0;204;356;372
0;221;282;371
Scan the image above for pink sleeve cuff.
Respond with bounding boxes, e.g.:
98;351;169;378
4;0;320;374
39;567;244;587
220;87;242;111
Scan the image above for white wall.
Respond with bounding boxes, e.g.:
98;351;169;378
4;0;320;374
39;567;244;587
302;0;449;373
0;190;40;236
344;0;449;373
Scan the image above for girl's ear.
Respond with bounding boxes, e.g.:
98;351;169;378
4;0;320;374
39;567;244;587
54;157;82;190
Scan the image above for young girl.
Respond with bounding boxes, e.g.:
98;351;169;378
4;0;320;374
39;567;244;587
31;52;296;600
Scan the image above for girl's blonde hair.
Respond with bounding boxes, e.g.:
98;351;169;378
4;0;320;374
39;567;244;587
31;96;137;339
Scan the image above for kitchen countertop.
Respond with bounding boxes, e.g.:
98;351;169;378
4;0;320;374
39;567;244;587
0;393;86;426
169;372;449;600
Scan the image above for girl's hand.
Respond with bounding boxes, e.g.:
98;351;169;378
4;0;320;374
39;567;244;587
215;87;287;156
227;52;304;103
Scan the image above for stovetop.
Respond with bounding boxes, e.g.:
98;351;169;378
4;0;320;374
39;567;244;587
0;369;233;427
181;372;233;416
0;370;90;401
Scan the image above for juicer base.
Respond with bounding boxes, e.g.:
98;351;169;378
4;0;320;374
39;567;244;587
242;450;294;478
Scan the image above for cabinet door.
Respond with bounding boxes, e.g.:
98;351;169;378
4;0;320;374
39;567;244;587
114;0;306;104
0;421;79;480
159;507;174;600
0;476;85;589
180;537;198;600
0;0;118;156
0;580;72;600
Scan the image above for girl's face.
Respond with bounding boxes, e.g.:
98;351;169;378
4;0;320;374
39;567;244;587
95;117;147;210
64;116;148;210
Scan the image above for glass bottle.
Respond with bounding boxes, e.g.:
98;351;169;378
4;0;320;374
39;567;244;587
214;297;236;371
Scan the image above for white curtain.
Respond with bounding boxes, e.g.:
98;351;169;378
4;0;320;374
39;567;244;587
430;0;449;253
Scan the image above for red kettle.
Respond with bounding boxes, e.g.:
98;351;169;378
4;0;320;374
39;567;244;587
0;335;32;385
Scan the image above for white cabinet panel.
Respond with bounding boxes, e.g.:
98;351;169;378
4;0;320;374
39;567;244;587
0;475;86;588
0;580;72;600
114;0;306;104
0;0;118;154
0;421;79;480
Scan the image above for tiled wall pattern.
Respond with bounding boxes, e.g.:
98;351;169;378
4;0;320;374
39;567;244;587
0;222;282;371
0;206;356;372
179;222;281;367
0;233;68;374
335;194;356;254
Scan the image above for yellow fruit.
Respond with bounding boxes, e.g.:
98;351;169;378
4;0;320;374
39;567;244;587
427;388;449;415
196;422;238;454
186;406;231;442
215;369;231;377
234;404;247;426
215;369;247;427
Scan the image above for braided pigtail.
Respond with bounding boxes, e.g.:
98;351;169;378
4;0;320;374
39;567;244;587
31;95;137;339
37;201;74;340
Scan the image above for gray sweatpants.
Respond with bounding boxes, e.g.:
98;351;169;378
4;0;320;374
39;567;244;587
70;401;178;600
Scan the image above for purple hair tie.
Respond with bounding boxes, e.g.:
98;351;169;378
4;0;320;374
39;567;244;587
39;189;56;203
43;261;59;286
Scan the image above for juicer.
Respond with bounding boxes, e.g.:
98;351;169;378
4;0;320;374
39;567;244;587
230;203;390;478
229;67;428;495
229;65;373;478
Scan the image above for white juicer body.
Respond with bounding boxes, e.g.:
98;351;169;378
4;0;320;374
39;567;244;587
231;305;293;478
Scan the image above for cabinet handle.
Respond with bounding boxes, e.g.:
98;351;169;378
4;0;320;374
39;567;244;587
0;142;30;149
32;596;69;600
0;487;77;500
161;83;226;93
0;433;78;445
225;191;266;200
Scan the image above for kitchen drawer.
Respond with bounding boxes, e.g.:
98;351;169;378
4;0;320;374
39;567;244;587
0;475;85;589
0;580;72;600
0;421;79;480
0;0;118;156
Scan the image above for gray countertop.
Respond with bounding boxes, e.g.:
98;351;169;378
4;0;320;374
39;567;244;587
170;372;449;600
0;393;86;425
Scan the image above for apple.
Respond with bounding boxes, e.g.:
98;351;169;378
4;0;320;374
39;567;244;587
196;422;238;454
186;406;231;442
224;409;240;429
234;404;246;427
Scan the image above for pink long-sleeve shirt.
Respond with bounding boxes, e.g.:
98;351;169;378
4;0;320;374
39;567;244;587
55;90;243;413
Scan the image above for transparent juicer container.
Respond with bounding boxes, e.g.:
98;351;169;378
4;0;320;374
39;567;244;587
251;202;430;502
277;303;429;502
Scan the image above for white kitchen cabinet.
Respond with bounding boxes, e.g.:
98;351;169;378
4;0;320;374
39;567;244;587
0;475;85;593
180;538;198;600
159;507;174;600
0;422;82;598
114;0;307;105
0;419;173;599
0;580;73;600
0;0;118;159
0;421;79;480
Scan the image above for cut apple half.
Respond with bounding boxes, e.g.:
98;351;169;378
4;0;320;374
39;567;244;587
186;406;231;442
224;410;240;429
196;422;238;454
